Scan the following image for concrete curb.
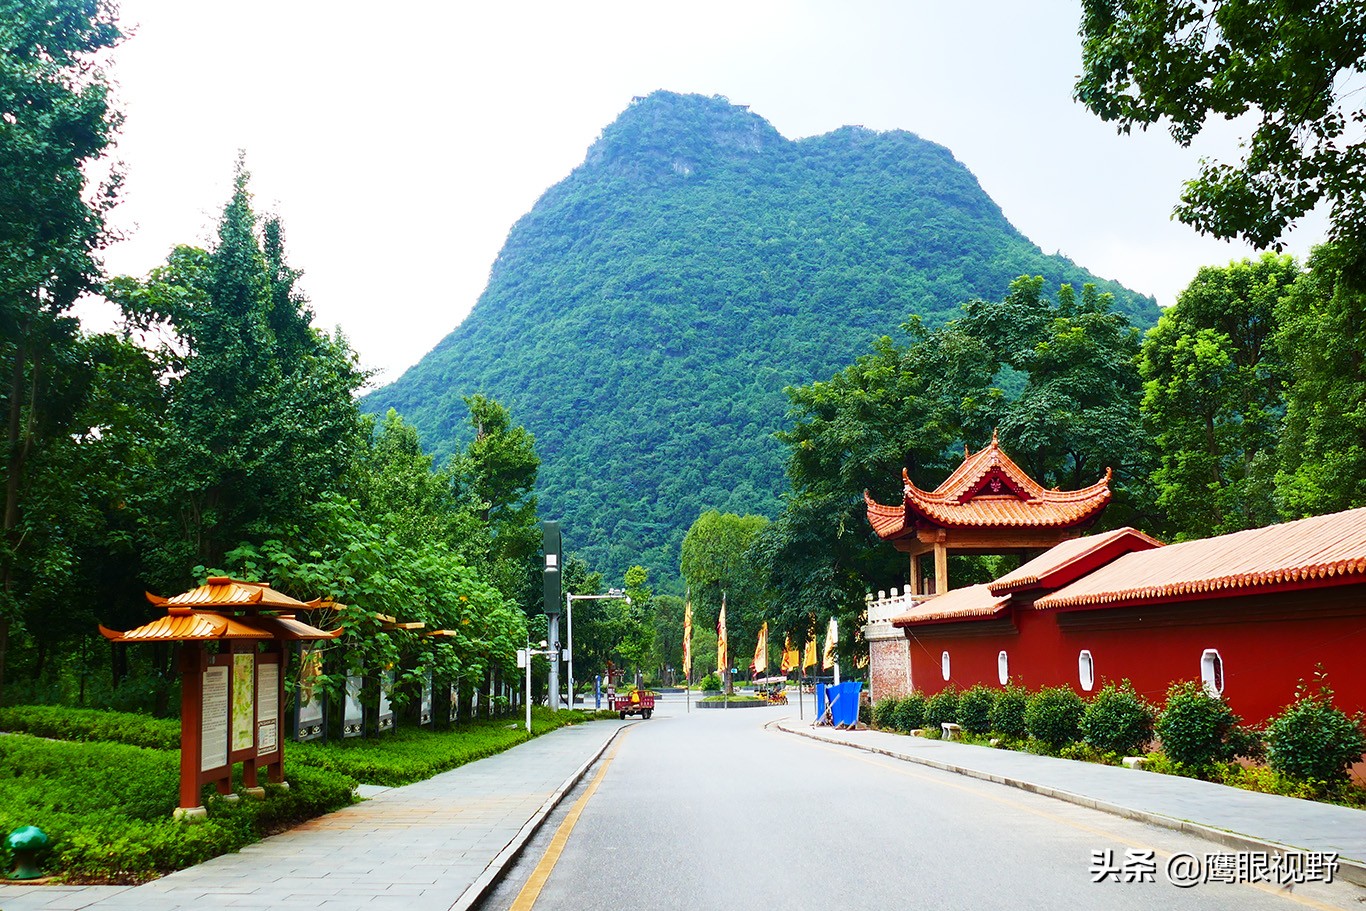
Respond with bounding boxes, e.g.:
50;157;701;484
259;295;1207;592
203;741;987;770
446;722;635;911
773;720;1366;888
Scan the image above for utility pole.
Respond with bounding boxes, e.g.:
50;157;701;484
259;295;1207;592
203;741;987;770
543;521;562;709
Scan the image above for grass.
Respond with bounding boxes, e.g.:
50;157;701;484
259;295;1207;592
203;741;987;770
0;704;602;882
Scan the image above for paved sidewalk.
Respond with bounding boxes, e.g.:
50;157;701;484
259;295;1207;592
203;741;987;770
0;720;630;911
775;719;1366;885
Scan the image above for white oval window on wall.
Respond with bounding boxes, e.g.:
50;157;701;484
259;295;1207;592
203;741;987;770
1078;650;1095;691
1201;649;1224;697
941;650;951;681
997;650;1009;686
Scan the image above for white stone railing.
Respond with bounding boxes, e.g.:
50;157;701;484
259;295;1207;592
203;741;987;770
863;587;915;640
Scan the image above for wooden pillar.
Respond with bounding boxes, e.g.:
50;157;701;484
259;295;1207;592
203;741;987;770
934;542;948;595
178;644;204;810
910;554;922;596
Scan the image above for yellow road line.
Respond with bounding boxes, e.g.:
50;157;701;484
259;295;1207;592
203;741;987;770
793;736;1346;911
509;731;629;911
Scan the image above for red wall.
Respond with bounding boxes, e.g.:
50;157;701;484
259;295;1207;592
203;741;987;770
904;586;1366;725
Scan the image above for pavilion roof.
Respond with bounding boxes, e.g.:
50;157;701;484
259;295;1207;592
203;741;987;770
1035;507;1366;611
147;577;322;611
890;584;1009;626
101;607;341;643
865;434;1111;540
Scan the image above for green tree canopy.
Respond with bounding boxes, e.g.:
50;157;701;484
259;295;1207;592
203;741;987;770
1076;0;1366;283
0;0;123;703
1139;253;1298;538
1274;242;1366;514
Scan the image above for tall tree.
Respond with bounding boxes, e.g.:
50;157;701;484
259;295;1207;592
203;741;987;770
1139;254;1297;538
1274;242;1366;514
980;279;1149;523
0;0;122;702
108;161;365;590
1076;0;1366;284
453;394;540;611
680;510;770;673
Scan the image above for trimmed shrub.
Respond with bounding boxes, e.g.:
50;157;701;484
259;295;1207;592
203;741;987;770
1081;681;1156;756
989;685;1029;739
893;693;927;732
1025;686;1085;750
1155;681;1249;773
1265;676;1366;784
0;705;180;750
696;672;722;692
925;687;959;730
957;685;996;735
872;697;899;729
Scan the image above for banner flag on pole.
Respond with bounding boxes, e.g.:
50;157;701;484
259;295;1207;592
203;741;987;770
716;594;728;675
751;621;768;675
781;635;799;674
822;617;838;670
802;633;817;670
682;590;692;682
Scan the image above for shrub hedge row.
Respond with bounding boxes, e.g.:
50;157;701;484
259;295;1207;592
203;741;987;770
0;704;600;882
871;676;1366;798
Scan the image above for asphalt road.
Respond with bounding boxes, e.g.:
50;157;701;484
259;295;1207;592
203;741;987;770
476;694;1365;911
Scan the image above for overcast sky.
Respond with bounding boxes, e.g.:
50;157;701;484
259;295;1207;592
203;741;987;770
92;0;1325;386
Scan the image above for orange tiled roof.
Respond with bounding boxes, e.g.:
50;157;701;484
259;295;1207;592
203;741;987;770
865;434;1111;539
148;577;321;611
891;584;1010;626
989;527;1164;595
1035;507;1366;610
99;609;271;642
248;614;343;641
100;608;341;642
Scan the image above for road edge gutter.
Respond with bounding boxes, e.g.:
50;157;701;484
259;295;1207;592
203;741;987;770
771;720;1366;888
447;721;636;911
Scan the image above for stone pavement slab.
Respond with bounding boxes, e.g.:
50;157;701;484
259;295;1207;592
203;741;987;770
776;718;1366;884
0;720;629;911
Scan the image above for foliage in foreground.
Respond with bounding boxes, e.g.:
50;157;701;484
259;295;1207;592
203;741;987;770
1265;675;1366;785
0;733;356;883
0;705;598;881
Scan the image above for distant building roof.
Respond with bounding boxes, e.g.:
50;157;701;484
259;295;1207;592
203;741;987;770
1036;507;1366;611
989;527;1164;595
891;584;1009;626
865;432;1111;540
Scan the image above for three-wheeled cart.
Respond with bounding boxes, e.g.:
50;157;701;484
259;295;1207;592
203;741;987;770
613;691;655;719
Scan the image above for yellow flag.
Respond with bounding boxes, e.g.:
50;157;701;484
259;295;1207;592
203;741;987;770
802;635;817;670
682;592;692;682
716;594;728;674
781;635;799;674
751;621;768;674
822;617;838;670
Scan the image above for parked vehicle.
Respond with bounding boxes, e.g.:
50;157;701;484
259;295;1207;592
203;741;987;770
613;690;655;719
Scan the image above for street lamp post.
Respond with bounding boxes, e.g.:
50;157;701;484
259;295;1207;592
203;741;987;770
565;589;630;708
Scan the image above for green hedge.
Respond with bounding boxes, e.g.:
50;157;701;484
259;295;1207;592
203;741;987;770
1265;678;1366;784
0;705;180;750
893;694;926;732
1080;681;1155;756
0;733;355;883
1024;687;1084;750
957;686;996;736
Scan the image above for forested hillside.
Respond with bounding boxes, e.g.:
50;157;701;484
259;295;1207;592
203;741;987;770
365;91;1159;584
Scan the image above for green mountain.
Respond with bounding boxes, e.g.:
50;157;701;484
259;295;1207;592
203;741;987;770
364;91;1159;586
